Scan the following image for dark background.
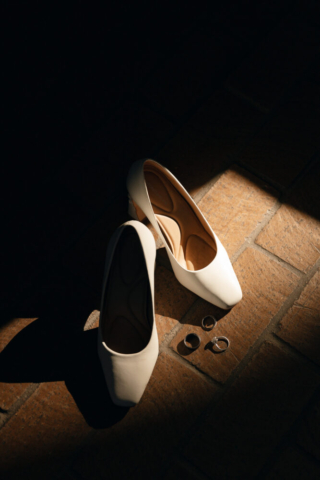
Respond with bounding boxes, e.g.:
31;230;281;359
1;0;320;322
1;2;320;478
1;1;319;331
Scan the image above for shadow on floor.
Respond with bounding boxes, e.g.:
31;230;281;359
0;315;129;428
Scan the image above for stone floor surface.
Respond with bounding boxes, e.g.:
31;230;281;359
1;1;320;479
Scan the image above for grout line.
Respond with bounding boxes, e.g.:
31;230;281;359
295;440;320;469
159;299;202;348
154;156;314;390
0;383;40;431
157;251;320;413
158;296;236;389
230;240;249;265
250;243;305;277
230;198;282;264
258;385;320;479
267;333;320;376
154;355;248;478
157;299;223;387
226;188;306;281
161;322;319;480
286;152;320;194
235;159;287;194
163;347;220;388
161;456;211;480
234;150;319;201
223;258;320;382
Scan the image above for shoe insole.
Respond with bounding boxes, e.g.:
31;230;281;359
144;165;217;271
101;227;153;354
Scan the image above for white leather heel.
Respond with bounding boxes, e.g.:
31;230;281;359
128;196;139;220
127;159;242;310
98;220;158;406
128;195;146;222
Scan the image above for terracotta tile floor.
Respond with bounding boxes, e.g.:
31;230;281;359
1;2;320;479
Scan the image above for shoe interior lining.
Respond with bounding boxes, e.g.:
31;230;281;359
144;163;217;271
101;227;153;354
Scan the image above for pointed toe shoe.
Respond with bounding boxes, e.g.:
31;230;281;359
126;159;242;310
98;220;158;406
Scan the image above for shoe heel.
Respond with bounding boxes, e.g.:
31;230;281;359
128;196;146;222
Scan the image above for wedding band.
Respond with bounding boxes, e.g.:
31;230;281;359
210;336;230;353
184;333;201;350
201;315;217;331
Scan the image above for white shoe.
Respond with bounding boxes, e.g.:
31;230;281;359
98;220;158;406
127;159;242;310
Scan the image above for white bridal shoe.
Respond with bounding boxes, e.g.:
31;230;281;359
127;159;242;310
98;220;158;406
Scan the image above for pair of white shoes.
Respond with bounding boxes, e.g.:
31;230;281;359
98;159;242;406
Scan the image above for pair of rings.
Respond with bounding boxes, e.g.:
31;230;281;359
183;315;230;353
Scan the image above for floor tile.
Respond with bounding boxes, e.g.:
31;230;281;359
277;269;320;365
266;446;320;479
197;166;278;257
0;382;92;480
256;161;320;272
170;248;299;383
0;318;35;411
184;341;320;478
73;353;216;480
